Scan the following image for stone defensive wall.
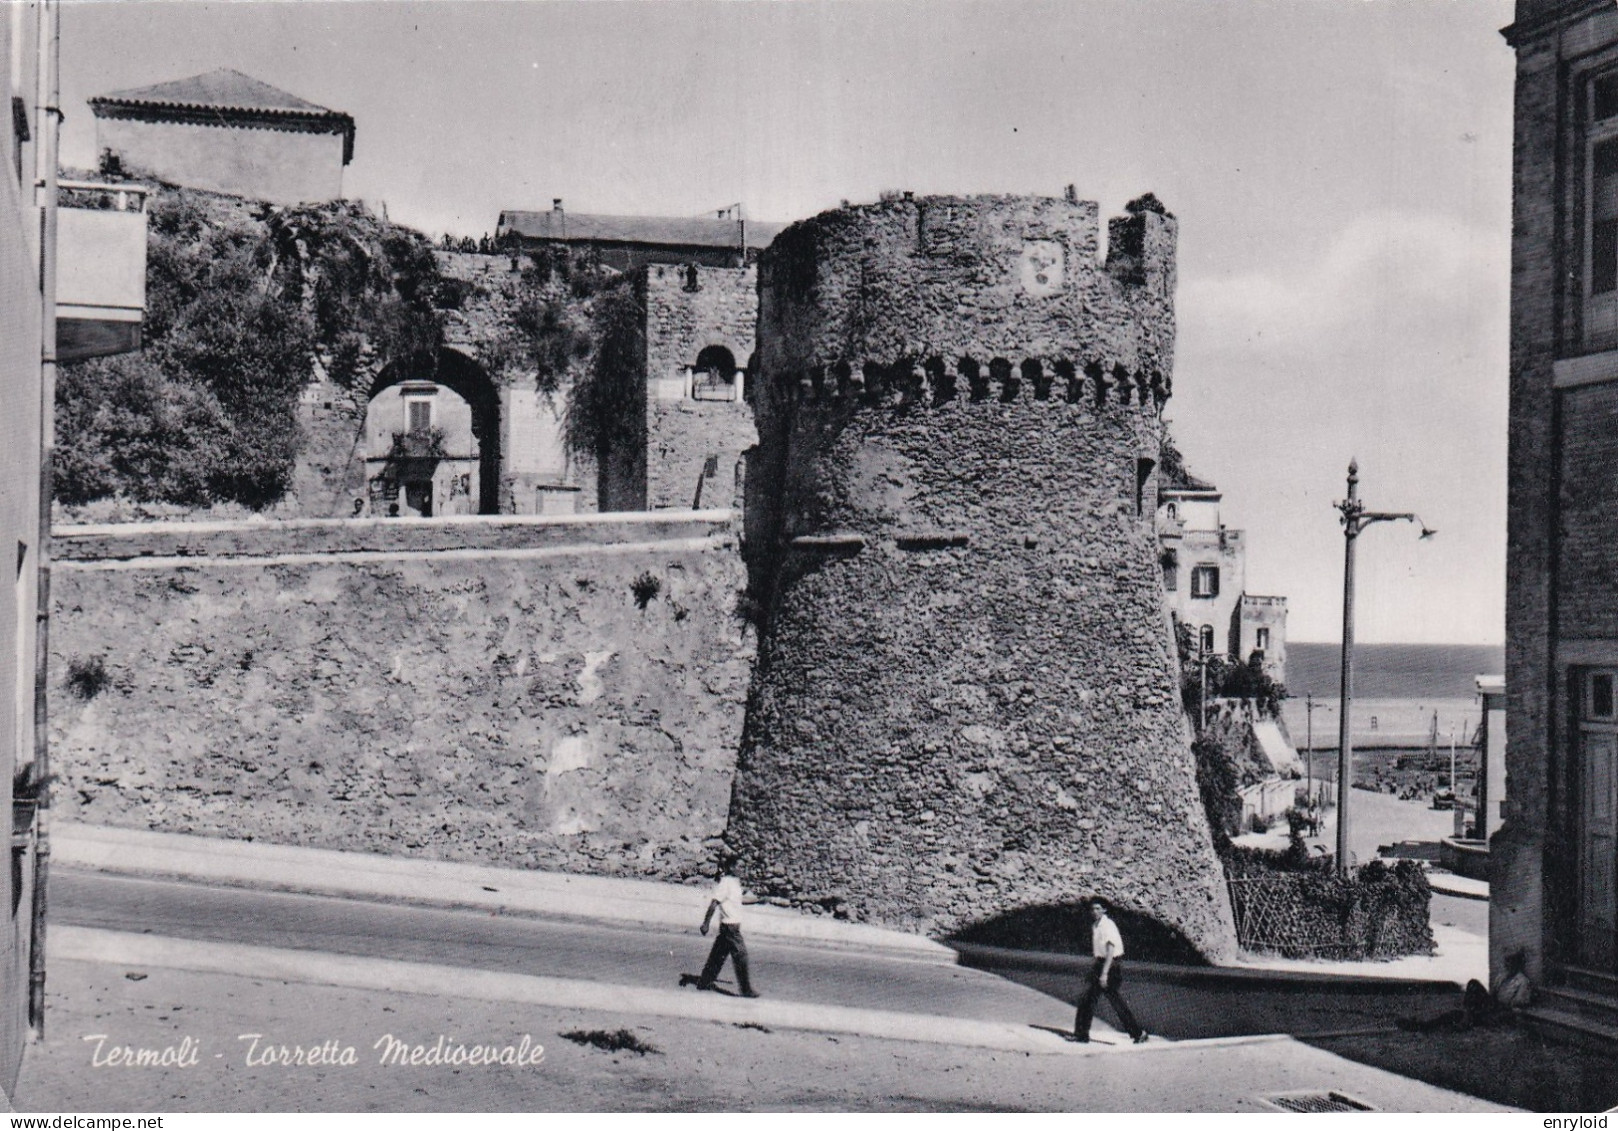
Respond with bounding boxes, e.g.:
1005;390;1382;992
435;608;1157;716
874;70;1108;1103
730;192;1238;958
49;511;754;880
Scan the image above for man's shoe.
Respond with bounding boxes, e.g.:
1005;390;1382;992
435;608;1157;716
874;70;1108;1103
1132;1032;1149;1044
678;974;698;988
740;990;761;998
1071;1034;1089;1043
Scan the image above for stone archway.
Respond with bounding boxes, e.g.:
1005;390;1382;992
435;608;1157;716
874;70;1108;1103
364;349;502;516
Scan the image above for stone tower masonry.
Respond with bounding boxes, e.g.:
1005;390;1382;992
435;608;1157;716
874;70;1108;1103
727;191;1238;958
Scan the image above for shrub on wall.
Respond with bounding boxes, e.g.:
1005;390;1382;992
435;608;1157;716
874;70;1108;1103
1224;840;1434;960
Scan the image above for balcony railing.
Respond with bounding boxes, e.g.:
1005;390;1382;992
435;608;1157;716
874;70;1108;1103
56;180;149;362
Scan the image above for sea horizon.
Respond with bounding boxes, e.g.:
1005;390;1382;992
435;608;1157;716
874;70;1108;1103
1282;642;1505;700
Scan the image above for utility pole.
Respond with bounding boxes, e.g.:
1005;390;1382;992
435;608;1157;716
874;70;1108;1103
1304;692;1328;808
1199;638;1209;731
1333;459;1434;875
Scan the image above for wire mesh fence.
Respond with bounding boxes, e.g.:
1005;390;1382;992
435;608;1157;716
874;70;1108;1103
1226;867;1434;960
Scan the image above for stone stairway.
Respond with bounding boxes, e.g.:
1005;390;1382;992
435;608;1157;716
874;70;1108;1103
1522;966;1618;1049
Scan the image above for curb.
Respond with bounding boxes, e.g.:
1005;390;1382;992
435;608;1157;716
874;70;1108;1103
950;942;1465;994
1428;876;1490;902
52;823;955;964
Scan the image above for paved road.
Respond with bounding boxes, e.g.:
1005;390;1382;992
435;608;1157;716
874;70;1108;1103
49;869;1075;1029
1429;893;1488;939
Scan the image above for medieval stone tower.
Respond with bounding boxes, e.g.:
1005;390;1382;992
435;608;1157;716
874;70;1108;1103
727;191;1238;959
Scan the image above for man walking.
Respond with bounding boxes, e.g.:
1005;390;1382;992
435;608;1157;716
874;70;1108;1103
680;855;759;998
1074;898;1147;1044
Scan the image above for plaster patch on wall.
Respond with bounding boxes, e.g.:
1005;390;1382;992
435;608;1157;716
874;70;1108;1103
576;649;615;704
547;733;595;776
1020;239;1065;296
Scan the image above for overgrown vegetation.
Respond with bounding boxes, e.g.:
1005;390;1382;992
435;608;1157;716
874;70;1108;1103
1176;623;1288;721
1225;849;1435;960
1193;724;1244;850
56;183;449;510
65;654;110;701
472;246;609;394
630;571;661;610
566;280;645;465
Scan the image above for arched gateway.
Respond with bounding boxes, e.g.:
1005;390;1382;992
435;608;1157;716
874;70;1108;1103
361;349;501;516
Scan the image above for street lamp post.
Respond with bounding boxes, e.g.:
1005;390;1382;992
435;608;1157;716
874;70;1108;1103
1333;459;1434;875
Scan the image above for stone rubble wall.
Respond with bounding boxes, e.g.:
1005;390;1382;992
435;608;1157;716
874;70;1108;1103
730;193;1236;958
49;512;754;881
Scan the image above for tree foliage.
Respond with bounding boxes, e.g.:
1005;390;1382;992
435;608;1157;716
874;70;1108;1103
57;188;450;509
474;248;610;394
1174;621;1288;720
566;280;644;461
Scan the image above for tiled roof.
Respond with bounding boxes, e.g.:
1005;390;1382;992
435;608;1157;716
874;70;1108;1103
92;69;343;118
498;209;785;251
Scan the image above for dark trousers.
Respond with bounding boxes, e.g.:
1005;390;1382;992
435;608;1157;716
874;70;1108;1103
698;923;754;994
1074;958;1144;1040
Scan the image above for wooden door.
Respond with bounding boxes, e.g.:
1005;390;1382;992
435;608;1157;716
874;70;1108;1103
404;481;433;518
1578;670;1618;971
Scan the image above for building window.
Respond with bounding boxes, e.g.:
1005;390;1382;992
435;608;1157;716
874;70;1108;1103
1191;565;1219;599
1590;671;1616;721
1160;550;1178;591
406;397;433;434
1256;627;1270;651
692;345;740;401
1586;73;1618;348
1199;625;1215;656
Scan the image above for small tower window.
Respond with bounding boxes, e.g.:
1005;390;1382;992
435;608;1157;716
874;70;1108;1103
1191;565;1220;599
1256;627;1270;651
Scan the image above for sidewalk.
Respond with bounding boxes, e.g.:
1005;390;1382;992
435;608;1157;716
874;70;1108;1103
52;822;952;963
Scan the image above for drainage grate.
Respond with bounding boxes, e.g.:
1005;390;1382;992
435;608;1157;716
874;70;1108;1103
1262;1091;1378;1113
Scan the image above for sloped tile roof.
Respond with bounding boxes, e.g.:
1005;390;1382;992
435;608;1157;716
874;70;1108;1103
498;209;785;251
93;68;342;117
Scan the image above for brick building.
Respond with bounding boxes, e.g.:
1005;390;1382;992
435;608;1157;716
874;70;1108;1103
1498;0;1618;1038
90;69;355;206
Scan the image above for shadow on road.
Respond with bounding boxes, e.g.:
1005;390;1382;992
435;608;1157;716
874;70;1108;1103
944;901;1207;965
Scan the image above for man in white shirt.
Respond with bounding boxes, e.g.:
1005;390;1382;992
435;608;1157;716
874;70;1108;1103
680;856;759;998
1074;898;1147;1043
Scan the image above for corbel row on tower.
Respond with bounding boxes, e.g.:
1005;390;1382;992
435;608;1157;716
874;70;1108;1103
782;356;1171;411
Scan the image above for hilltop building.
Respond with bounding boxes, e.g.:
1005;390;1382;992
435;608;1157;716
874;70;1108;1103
1498;0;1618;1042
496;200;785;271
1156;469;1288;684
90;69;355;205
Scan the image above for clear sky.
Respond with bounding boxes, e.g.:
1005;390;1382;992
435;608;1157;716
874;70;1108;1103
56;0;1516;645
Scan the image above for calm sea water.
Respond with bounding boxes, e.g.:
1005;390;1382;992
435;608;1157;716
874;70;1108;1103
1284;642;1504;699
